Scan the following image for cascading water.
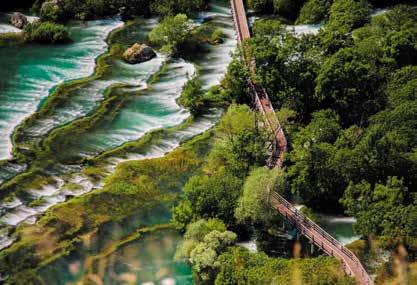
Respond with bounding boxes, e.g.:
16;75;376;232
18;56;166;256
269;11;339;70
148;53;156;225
0;5;236;282
0;18;123;161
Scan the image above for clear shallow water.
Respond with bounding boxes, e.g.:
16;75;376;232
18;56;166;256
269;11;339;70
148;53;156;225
0;2;235;283
39;228;192;285
55;59;192;160
19;18;160;147
0;18;123;160
320;215;360;246
0;0;234;266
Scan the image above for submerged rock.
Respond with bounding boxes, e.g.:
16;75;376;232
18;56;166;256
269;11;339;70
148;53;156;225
10;12;28;29
123;43;156;64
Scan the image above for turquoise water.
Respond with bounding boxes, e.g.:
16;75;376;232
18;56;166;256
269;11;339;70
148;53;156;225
0;1;235;283
39;228;193;285
0;18;123;160
320;215;360;246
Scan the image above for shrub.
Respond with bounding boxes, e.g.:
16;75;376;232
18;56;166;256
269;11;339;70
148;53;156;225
179;74;205;115
24;21;71;44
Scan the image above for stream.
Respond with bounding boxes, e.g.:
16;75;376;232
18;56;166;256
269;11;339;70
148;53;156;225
0;0;235;283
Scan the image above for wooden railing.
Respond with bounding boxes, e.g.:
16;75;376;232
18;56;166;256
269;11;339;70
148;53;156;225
230;0;373;284
270;191;372;285
230;0;287;167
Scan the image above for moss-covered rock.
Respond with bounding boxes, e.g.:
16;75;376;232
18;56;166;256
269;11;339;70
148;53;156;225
122;43;157;64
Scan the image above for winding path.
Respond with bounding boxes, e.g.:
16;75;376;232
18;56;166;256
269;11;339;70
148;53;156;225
229;1;372;284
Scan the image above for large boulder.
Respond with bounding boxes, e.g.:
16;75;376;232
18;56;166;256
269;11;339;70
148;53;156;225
10;12;28;29
123;43;156;64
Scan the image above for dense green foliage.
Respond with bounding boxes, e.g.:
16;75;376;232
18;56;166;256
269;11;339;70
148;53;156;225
179;74;205;115
176;219;237;284
172;105;269;229
243;1;417;251
23;21;70;43
37;0;207;21
215;247;355;285
296;0;332;24
235;167;282;225
247;0;305;20
149;13;222;55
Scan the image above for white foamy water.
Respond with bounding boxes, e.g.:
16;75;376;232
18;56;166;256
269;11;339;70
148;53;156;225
0;0;234;251
0;110;221;249
0;18;123;160
0;227;14;251
197;3;236;88
0;23;20;34
238;240;258;252
286;24;322;36
320;215;360;246
61;58;191;159
0;162;27;185
24;53;166;140
0;13;38;34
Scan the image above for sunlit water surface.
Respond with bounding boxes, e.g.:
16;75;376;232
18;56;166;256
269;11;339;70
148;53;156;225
0;1;235;282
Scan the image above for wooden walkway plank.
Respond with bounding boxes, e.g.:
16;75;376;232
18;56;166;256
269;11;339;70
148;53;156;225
229;1;373;284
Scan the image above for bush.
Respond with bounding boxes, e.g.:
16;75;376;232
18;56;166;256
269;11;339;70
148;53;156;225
215;247;355;285
24;21;71;44
149;13;193;54
248;0;273;12
296;0;332;24
179;74;205;115
273;0;305;20
40;1;60;22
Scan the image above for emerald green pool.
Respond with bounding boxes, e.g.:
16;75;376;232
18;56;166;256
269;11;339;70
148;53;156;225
0;1;235;283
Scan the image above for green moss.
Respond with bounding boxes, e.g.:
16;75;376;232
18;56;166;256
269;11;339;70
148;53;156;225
0;129;214;281
28;198;47;207
0;32;25;45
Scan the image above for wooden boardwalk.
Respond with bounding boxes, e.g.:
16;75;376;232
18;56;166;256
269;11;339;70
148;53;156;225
229;0;372;284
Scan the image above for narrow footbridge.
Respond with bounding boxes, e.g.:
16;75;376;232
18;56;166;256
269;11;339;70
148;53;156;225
229;1;372;284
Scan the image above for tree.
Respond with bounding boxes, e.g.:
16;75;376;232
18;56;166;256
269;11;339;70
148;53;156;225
180;168;243;226
180;74;205;115
387;66;417;106
150;0;205;16
149;13;193;54
248;0;272;12
249;19;320;120
190;230;237;284
273;0;305;20
288;110;346;211
175;219;227;259
341;177;417;248
221;56;250;104
235;167;282;225
206;104;268;178
215;247;355;285
296;0;332;24
315;46;386;126
318;0;369;53
385;28;417;67
40;1;60;21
